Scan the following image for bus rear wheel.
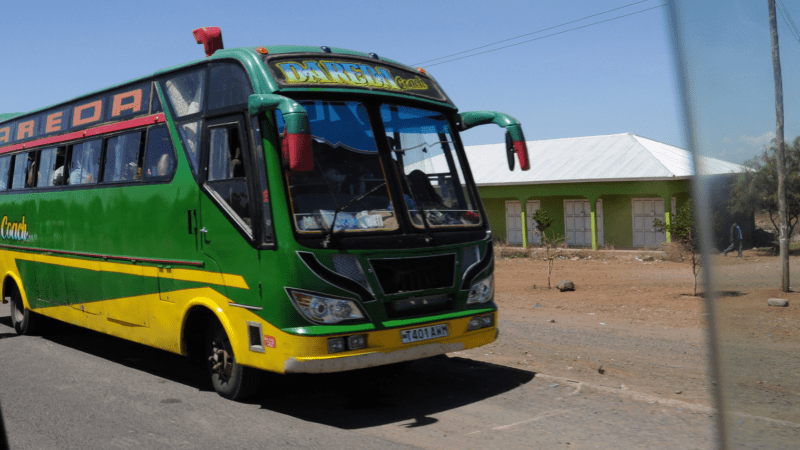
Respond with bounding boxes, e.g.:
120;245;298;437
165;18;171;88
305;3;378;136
205;321;261;400
9;286;39;336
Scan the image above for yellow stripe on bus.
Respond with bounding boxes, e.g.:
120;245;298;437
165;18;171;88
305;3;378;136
4;250;249;290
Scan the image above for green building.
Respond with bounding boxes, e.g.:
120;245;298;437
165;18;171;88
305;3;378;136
464;133;744;249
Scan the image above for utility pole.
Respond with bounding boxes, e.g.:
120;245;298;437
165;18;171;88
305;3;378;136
768;0;789;292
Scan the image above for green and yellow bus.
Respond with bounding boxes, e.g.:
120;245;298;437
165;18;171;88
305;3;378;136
0;27;530;399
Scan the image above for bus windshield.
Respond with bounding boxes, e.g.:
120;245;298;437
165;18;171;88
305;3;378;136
382;104;481;228
284;101;482;235
285;101;398;234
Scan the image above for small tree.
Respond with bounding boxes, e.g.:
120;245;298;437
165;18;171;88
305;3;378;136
532;208;566;289
655;200;700;296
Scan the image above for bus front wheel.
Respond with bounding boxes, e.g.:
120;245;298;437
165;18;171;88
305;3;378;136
9;286;39;336
205;321;261;400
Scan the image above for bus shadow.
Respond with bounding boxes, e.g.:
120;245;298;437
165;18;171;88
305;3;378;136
255;355;535;429
20;317;534;428
36;320;213;392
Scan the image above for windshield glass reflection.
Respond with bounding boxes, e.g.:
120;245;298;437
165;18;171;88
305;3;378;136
284;101;397;234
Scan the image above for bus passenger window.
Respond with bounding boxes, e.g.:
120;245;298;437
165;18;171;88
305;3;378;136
69;139;102;185
206;125;251;229
104;132;144;182
11;152;35;189
150;82;163;113
0;155;11;190
143;125;175;181
164;70;205;117
37;147;64;188
178;120;201;176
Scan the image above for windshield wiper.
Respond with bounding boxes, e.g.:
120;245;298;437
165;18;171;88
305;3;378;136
321;182;387;248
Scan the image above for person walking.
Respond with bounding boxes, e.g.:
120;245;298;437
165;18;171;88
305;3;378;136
723;221;743;257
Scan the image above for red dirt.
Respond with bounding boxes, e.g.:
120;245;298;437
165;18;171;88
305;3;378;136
459;248;800;423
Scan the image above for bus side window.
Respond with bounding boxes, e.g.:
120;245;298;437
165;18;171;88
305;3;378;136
104;131;144;182
69;139;102;185
25;152;37;187
208;63;252;111
206;124;251;229
11;152;35;189
163;69;205;179
178;120;202;176
37;147;66;187
143;125;175;181
150;81;163;113
164;70;205;118
0;155;11;190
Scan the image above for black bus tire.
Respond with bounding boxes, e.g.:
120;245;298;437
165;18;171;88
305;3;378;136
9;290;40;336
205;320;261;400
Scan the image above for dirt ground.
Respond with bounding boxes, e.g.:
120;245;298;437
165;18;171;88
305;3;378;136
459;247;800;428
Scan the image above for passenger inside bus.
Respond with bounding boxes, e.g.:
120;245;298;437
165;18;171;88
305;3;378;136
69;140;101;185
25;155;36;187
143;126;175;180
50;148;66;186
406;169;445;208
52;166;64;185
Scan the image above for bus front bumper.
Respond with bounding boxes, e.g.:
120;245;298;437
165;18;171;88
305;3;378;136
282;323;498;374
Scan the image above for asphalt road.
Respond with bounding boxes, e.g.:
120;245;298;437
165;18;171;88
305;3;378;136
0;307;722;450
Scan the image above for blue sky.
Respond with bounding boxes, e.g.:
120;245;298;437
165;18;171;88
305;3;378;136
2;1;796;164
673;0;800;165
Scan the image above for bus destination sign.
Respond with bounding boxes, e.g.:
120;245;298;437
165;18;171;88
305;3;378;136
268;57;447;102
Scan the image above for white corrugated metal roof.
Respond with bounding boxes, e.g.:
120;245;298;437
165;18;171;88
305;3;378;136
462;132;745;186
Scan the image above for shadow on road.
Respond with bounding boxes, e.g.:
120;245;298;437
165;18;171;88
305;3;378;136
2;311;535;428
254;355;536;429
27;318;214;393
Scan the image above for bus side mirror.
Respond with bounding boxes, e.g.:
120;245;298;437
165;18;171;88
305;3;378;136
458;111;530;171
248;94;313;172
505;131;516;171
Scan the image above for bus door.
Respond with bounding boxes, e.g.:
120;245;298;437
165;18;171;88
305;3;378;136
196;115;259;299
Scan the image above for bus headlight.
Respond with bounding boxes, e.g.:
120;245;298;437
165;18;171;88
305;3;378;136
288;289;365;324
466;275;494;304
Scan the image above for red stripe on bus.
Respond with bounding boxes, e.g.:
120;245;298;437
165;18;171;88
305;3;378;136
0;114;165;154
0;243;204;267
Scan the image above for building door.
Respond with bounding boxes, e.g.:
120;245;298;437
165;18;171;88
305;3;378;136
505;200;522;244
632;198;666;247
564;199;603;247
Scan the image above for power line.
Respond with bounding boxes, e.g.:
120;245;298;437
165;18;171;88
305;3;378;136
776;0;800;46
777;0;800;38
414;0;654;66
420;3;667;68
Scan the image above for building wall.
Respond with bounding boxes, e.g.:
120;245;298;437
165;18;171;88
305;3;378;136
483;198;506;241
600;195;630;248
477;179;691;248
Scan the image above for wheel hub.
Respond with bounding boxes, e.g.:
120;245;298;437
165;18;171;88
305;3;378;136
209;342;233;378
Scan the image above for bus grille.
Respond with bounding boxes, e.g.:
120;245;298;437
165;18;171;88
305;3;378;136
386;293;453;319
369;254;455;295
